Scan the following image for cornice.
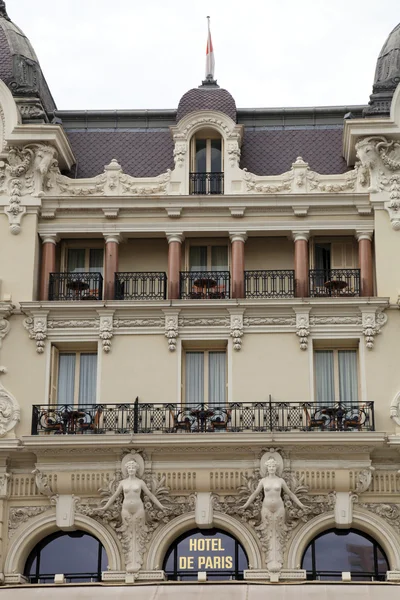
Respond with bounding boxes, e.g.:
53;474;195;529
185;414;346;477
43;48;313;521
6;124;75;171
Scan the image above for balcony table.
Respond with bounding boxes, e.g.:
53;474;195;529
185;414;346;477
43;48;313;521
324;279;347;293
66;279;89;299
189;407;215;432
61;409;87;434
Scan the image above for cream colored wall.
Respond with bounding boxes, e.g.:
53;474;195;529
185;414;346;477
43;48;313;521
118;239;168;273
374;210;400;303
245;238;294;271
232;333;310;402
99;334;178;405
0;216;39;302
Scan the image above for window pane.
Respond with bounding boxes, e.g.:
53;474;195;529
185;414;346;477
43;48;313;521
211;246;228;271
67;249;85;273
89;249;104;275
78;354;97;404
57;354;76;404
338;350;358;402
195;139;207;173
189;246;207;271
209;352;226;405
186;352;204;404
211;139;222;171
315;351;335;403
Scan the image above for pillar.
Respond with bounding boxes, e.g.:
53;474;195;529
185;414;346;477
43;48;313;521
39;234;58;301
167;234;184;300
356;231;374;297
230;232;247;299
103;234;121;300
293;231;310;298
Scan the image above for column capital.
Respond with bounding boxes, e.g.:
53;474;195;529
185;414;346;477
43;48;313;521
229;231;247;243
292;230;310;242
103;233;122;244
355;230;374;242
166;233;184;244
40;233;59;245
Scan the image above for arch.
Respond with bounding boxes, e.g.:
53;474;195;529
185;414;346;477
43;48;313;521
0;79;20;151
4;511;122;575
287;509;400;571
146;511;263;571
172;110;242;142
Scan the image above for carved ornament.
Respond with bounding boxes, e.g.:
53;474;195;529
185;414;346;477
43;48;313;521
23;313;48;353
164;312;179;352
0;368;20;437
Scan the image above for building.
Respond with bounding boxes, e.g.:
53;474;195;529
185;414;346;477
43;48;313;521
0;1;400;597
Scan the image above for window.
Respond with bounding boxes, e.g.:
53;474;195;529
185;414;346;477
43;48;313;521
163;528;248;581
185;350;226;405
190;129;223;194
302;528;388;581
50;346;97;405
67;248;104;276
314;348;359;403
189;245;228;272
24;531;107;583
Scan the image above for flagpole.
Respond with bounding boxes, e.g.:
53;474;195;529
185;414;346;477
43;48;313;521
205;15;215;82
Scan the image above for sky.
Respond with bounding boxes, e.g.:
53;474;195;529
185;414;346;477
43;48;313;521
6;0;400;111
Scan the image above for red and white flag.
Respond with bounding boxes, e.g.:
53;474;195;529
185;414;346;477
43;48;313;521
205;17;215;79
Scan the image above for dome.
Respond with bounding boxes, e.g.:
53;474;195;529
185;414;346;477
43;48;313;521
365;22;400;116
0;1;56;117
177;79;237;123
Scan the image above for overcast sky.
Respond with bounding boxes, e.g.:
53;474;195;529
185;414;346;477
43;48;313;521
6;0;400;111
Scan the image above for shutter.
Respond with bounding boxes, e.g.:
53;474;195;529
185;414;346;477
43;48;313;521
49;345;59;404
331;242;357;269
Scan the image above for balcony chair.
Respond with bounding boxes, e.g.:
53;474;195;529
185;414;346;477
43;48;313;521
42;412;64;434
170;410;193;432
208;285;226;299
343;407;365;431
303;406;326;430
210;409;231;431
81;289;99;300
78;407;103;433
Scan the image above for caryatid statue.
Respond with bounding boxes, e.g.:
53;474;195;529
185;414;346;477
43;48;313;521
242;452;308;573
98;453;167;573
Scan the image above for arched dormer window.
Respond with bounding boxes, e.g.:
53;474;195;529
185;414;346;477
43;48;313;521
190;129;223;195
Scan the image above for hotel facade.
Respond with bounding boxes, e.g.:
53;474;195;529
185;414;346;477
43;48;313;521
0;3;400;597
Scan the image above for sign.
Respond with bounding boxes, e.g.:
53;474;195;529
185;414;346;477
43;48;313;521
175;531;236;572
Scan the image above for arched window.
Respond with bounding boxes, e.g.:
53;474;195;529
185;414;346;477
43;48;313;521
190;129;223;195
163;528;248;581
24;530;107;583
301;528;389;581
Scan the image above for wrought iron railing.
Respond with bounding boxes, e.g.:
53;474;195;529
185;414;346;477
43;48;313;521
115;272;167;300
189;172;224;195
180;271;230;299
245;270;295;298
49;272;103;301
309;269;360;297
32;400;374;435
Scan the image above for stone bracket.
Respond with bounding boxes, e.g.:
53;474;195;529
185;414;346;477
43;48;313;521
163;309;180;352
195;492;214;529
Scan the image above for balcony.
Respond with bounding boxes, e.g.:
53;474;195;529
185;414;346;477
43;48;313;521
245;270;295;298
309;269;360;297
180;271;230;299
32;401;374;435
115;272;167;300
189;172;224;195
49;272;103;301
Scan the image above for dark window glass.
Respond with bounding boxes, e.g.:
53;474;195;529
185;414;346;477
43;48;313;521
302;528;388;581
195;139;207;173
164;528;248;581
211;139;222;172
24;531;107;584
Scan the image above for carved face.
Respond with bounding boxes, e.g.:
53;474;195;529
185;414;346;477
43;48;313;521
355;140;378;169
126;460;138;476
265;458;277;475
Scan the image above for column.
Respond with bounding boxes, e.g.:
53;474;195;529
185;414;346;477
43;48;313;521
230;232;247;299
39;234;58;301
293;231;310;298
103;234;121;301
167;234;184;300
356;231;374;297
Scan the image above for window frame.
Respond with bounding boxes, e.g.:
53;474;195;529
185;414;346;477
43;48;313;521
60;240;105;274
190;129;224;173
313;345;360;403
185;240;230;271
309;236;358;270
182;346;228;406
49;344;98;405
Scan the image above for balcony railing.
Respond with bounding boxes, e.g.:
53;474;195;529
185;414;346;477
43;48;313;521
115;272;167;300
245;270;295;298
180;270;230;299
49;272;103;301
189;172;224;195
32;400;374;435
309;269;360;297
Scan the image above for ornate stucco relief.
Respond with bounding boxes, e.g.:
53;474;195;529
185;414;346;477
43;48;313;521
0;367;20;437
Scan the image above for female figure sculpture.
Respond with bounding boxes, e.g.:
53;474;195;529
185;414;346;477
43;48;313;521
98;453;167;572
242;456;307;572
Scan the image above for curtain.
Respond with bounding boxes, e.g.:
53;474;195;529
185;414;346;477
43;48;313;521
57;354;76;404
189;247;207;272
211;246;228;271
315;351;335;403
209;352;226;405
338;350;358;402
78;354;97;405
67;249;85;273
186;352;204;404
89;249;104;276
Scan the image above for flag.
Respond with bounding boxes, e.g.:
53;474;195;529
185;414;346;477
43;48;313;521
205;17;215;79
